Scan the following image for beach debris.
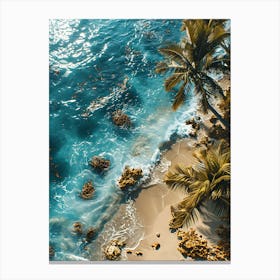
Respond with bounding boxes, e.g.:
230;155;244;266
177;228;228;261
151;242;160;250
118;166;143;189
89;156;110;171
156;233;160;238
112;110;131;127
80;181;95;199
135;251;143;256
85;227;96;242
72;222;83;234
126;249;133;254
49;245;55;259
104;240;126;260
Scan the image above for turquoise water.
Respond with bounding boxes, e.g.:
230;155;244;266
49;19;196;261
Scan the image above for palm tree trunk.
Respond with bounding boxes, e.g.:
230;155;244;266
208;102;229;130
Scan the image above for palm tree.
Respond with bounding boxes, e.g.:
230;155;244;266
156;19;230;129
164;140;230;230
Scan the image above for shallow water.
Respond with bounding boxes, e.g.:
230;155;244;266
49;19;197;261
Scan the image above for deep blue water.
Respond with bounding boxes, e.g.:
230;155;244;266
49;19;196;261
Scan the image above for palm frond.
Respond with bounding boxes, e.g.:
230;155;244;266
155;62;169;74
159;44;191;68
164;73;184;92
165;140;230;229
172;81;188;110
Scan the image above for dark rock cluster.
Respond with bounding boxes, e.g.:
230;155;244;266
80;181;95;199
118;166;143;189
177;228;228;261
112;110;131;127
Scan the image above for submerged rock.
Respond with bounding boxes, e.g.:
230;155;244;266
118;166;143;189
89;156;110;171
80;181;95;200
85;227;96;242
104;240;125;260
156;232;160;238
72;222;83;234
49;245;55;259
112;110;131;127
177;228;228;261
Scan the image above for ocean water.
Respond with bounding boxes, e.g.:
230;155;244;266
49;19;197;261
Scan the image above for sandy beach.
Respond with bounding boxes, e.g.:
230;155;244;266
125;76;230;261
126;139;195;261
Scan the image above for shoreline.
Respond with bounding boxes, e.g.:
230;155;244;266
124;76;230;261
126;138;196;261
89;76;230;261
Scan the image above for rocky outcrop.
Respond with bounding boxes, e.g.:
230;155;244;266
208;124;228;140
72;222;83;234
80;181;95;199
85;227;96;242
89;156;110;171
104;240;125;260
118;166;143;189
177;228;228;261
112;110;131;127
49;245;55;259
186;117;200;138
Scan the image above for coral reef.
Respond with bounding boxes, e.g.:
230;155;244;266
177;228;228;261
118;166;143;189
112;110;131;127
104;240;126;260
80;181;95;199
89;156;110;171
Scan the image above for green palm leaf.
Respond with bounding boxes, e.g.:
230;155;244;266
172;81;188;110
165;140;230;229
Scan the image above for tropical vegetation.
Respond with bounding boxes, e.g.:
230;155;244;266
155;19;230;129
164;140;230;230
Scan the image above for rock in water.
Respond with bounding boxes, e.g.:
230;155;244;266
118;166;143;189
85;227;96;242
104;240;125;260
89;156;110;171
49;245;55;259
112;110;131;127
80;181;95;199
72;222;83;234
